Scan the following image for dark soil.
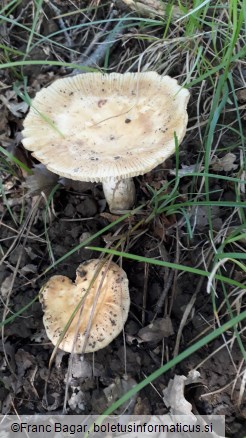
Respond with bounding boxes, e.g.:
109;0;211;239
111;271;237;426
0;1;245;437
1;184;245;436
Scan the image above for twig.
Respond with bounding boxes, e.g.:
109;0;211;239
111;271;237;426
142;263;149;325
154;270;174;316
49;1;72;48
72;14;129;74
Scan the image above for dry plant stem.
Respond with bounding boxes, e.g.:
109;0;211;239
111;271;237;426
141;370;163;400
72;12;126;74
236;365;246;408
199;368;246;401
8;1;32;32
172;250;214;359
168;228;180;315
172;291;197;359
1;251;22;378
1;197;42;377
152;237;175;318
142;263;149;325
0;221;45;244
154;270;174;317
0;197;43;264
194;325;246;372
102;178;136;212
210;274;242;374
232;358;245;405
49;1;72;48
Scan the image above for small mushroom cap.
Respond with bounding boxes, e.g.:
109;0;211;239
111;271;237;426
22;72;189;183
39;259;130;353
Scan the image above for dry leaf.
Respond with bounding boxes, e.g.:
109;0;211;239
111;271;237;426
68;389;85;411
23;163;59;196
20;264;37;274
236;88;246;103
70;355;93;379
190;205;222;230
163;372;200;416
163;375;193;415
0;102;9;133
1;274;14;299
239;170;245;193
186;369;201;384
43;392;61;411
103;376;138;414
0;94;28;117
137;317;174;343
30;329;47;343
15;349;35;378
163;375;196;419
210;153;238;172
169;164;202;176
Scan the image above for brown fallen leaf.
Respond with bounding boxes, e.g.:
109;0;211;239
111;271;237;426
1;274;14;299
0;94;28;117
22;163;59;196
210;153;238;172
103;376;138;414
190;205;222;231
163;371;200;416
137;317;174;343
236;88;246;103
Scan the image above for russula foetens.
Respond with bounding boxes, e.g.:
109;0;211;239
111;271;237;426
22;72;189;212
39;259;130;353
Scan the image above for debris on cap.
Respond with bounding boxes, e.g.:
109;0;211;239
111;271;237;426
22;72;189;211
39;259;130;353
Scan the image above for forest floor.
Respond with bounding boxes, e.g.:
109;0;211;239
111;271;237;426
0;1;245;437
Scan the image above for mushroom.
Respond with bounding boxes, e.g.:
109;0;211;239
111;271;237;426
39;259;130;353
22;72;189;212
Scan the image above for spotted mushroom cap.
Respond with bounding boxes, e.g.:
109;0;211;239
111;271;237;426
39;259;130;353
22;72;189;183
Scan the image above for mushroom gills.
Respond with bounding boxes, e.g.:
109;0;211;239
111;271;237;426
102;178;136;212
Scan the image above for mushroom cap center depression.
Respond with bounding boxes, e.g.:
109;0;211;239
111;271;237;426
43;95;171;165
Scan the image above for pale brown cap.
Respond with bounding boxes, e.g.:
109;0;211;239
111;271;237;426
22;72;189;183
39;259;130;353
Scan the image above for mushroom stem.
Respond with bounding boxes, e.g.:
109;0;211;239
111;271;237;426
102;178;136;212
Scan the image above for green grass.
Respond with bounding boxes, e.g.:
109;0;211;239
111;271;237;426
0;0;245;421
101;308;246;415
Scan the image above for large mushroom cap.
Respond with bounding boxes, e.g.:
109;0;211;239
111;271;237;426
40;259;130;353
22;72;189;183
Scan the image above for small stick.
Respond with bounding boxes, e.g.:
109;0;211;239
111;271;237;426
142;262;149;325
72;16;127;74
49;1;72;48
154;269;175;316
